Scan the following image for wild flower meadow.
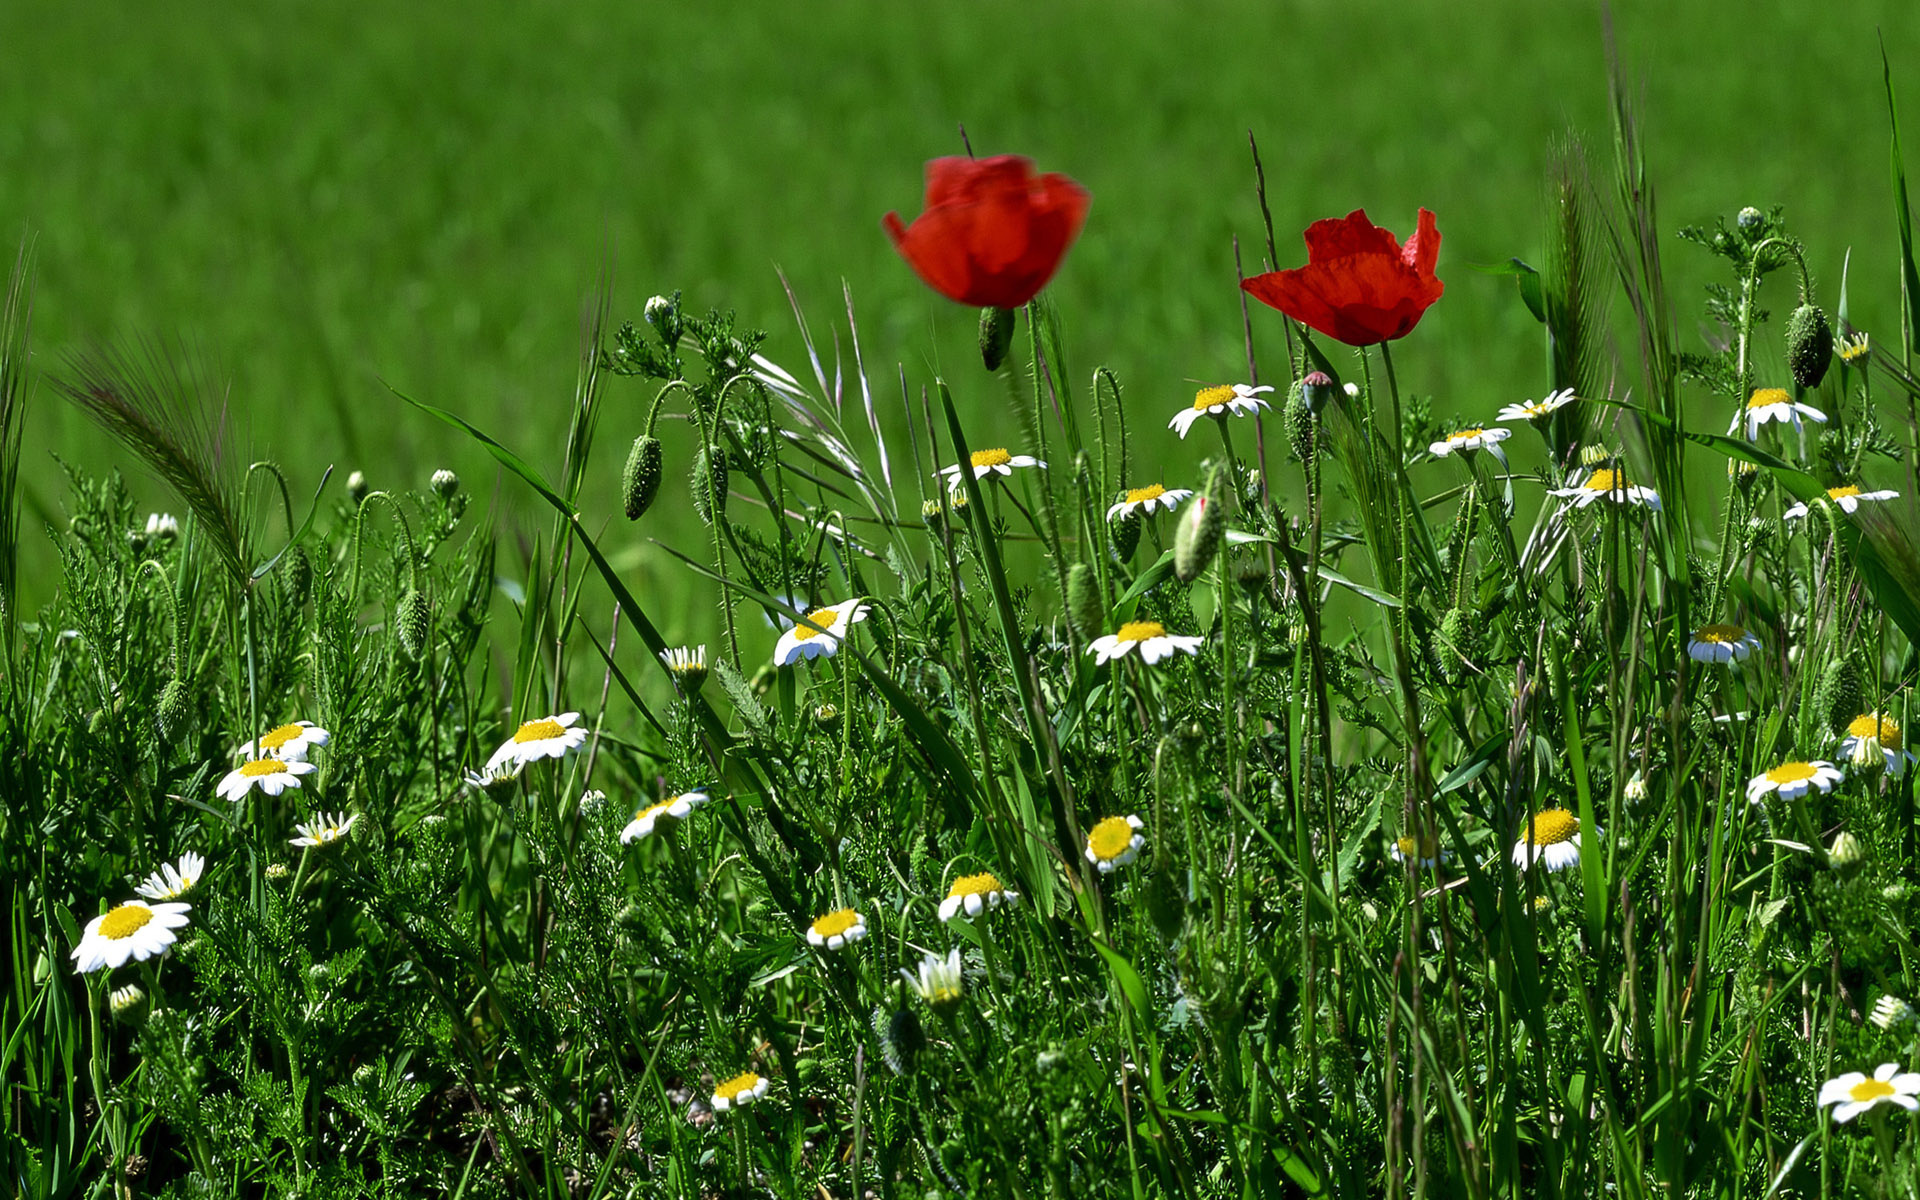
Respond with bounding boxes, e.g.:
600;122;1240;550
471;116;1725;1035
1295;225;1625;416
12;56;1920;1200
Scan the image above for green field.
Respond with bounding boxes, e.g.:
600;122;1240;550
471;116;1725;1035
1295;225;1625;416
3;0;1918;632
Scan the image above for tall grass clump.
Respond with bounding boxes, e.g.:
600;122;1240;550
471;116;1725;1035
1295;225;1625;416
10;49;1920;1200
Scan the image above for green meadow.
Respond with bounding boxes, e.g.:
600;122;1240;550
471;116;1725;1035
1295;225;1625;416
4;0;1917;632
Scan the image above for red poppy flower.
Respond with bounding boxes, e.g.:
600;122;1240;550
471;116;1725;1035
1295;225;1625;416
883;155;1091;309
1241;208;1444;346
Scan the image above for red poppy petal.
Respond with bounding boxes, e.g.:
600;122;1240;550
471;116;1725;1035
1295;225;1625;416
1403;208;1442;277
1301;210;1402;262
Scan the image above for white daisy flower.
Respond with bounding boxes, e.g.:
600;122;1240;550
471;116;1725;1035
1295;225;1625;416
1389;834;1446;869
1872;996;1916;1030
290;811;358;848
71;900;192;974
135;852;205;901
806;907;868;950
1837;332;1871;365
109;983;148;1018
216;757;317;802
1686;624;1762;664
1495;387;1577;423
1734;387;1826;441
1511;809;1586;873
144;512;180;540
773;599;868;667
1839;713;1916;777
1782;485;1901;519
1086;814;1146;874
463;760;524;792
1820;1063;1920;1123
937;448;1045;485
235;720;330;762
1087;620;1204;666
1168;384;1273;439
1745;760;1844;805
1429;427;1512;460
619;791;709;843
1548;468;1661;511
1106;484;1193;522
711;1071;771;1111
484;712;588;774
938;871;1019;922
659;645;708;690
900;947;965;1013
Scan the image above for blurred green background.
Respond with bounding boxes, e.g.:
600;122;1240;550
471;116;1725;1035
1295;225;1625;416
3;0;1918;639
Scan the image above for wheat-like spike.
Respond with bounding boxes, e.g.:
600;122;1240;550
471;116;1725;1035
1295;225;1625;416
0;238;34;633
57;341;250;587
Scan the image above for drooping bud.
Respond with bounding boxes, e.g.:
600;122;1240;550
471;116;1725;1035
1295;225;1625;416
1736;206;1765;236
1300;370;1340;415
1066;563;1104;640
622;435;664;520
643;292;683;350
1173;476;1225;584
396;589;431;659
1107;507;1141;564
156;677;190;739
979;306;1016;371
1786;303;1834;389
1819;655;1866;735
430;468;459;499
1433;606;1479;682
1285;385;1316;463
690;446;728;524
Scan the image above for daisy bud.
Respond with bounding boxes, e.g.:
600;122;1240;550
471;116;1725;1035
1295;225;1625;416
1285;386;1317;464
109;983;148;1022
1786;303;1834;389
622;435;663;521
921;498;952;540
1301;371;1340;415
1829;830;1867;877
1872;995;1915;1030
430;468;460;499
690;446;727;524
346;471;368;507
265;862;289;880
814;703;842;732
1727;457;1759;492
1578;444;1614;468
643;292;683;350
979;306;1016;371
1850;733;1885;772
1066;563;1104;640
396;589;431;660
1107;507;1142;564
156;677;191;739
1174;474;1226;585
1736;206;1765;236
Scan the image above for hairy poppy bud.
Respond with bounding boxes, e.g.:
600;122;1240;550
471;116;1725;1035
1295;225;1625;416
1285;386;1317;463
690;446;728;524
280;544;312;609
396;589;431;659
1066;563;1103;640
979;306;1016;371
156;677;190;739
1108;507;1141;564
1173;486;1225;584
1819;656;1865;735
622;435;663;520
1786;303;1833;389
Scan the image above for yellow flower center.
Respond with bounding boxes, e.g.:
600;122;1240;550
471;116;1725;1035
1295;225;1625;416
240;759;288;777
1581;469;1625;492
949;872;1004;899
1088;816;1138;861
1850;1078;1897;1103
1765;762;1819;785
1848;713;1903;749
970;448;1013;468
1524;809;1580;847
635;798;677;822
811;908;861;939
1193;385;1236;411
259;723;305;750
98;904;154;941
713;1072;763;1102
1395;835;1439;858
1124;484;1166;504
1747;387;1789;409
1693;624;1747;644
792;607;841;643
1449;428;1486;442
1840;336;1871;363
514;719;565;743
1828;485;1863;500
1114;621;1165;644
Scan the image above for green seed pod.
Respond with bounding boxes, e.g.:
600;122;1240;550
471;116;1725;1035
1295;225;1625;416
156;677;190;739
979;306;1016;371
690;446;728;524
1434;606;1479;682
1107;507;1141;564
1786;303;1834;389
1173;475;1226;584
874;1005;924;1078
1285;385;1316;463
1066;563;1103;640
1143;862;1186;940
396;588;431;659
1819;654;1866;735
622;434;663;520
